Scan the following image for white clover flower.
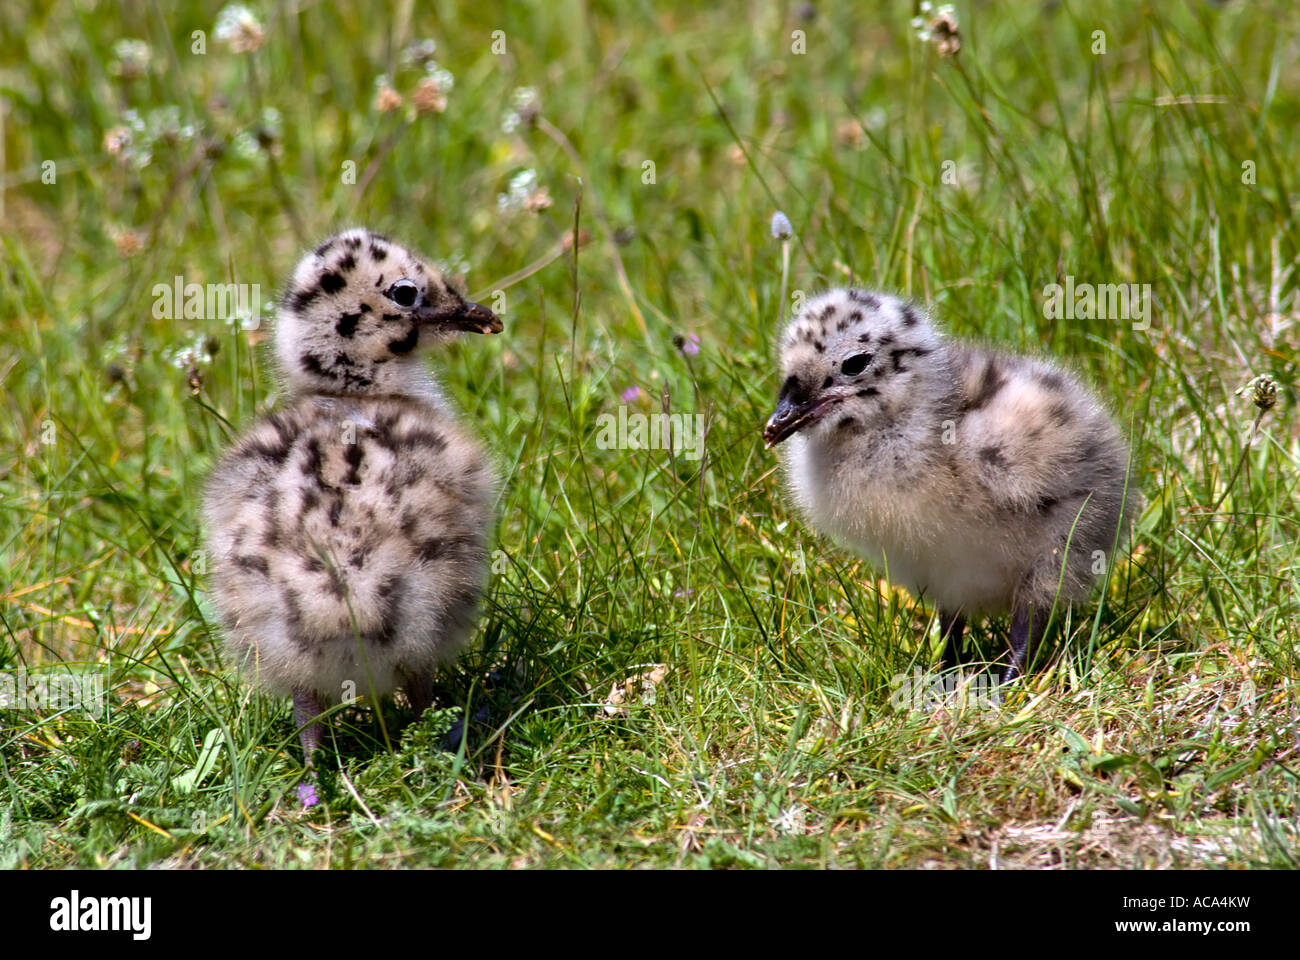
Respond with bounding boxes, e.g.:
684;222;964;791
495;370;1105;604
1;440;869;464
911;2;960;56
501;86;539;133
228;305;263;331
497;168;550;213
413;64;454;114
170;340;198;370
426;63;454;90
512;167;538;192
172;332;222;369
215;4;265;53
103;126;132;156
499;168;538;207
106;110;153;168
373;75;402;113
772;805;806;834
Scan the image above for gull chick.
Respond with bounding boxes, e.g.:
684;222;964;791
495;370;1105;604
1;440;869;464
764;289;1139;680
204;228;502;762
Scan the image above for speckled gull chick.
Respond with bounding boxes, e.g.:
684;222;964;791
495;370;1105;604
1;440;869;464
204;228;502;762
764;289;1140;680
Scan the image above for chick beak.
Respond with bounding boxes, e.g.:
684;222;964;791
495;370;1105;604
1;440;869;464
424;300;503;335
763;386;838;448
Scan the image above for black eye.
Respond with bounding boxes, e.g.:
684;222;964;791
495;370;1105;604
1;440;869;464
385;278;419;308
841;353;871;377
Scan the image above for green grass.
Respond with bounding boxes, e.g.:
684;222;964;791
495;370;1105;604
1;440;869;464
2;0;1297;868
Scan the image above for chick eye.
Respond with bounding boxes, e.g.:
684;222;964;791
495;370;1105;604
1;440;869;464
841;353;872;377
385;278;420;308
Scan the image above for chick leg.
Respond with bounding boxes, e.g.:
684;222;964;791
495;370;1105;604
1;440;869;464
938;609;967;672
292;686;327;764
405;674;435;718
1004;604;1048;683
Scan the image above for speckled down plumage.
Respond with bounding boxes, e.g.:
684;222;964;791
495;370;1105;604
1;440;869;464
766;288;1141;677
203;228;501;748
204;396;495;699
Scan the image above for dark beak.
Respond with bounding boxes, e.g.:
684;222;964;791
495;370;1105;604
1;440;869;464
763;389;839;448
423;300;503;335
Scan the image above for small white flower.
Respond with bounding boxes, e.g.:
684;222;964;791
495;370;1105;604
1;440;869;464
497;168;547;212
426;62;454;90
171;332;221;369
228;303;264;331
215;4;265;53
770;211;794;241
373;75;402;113
501;86;539;133
772;805;806;834
107;110;155;168
911;2;960;56
413;64;455;114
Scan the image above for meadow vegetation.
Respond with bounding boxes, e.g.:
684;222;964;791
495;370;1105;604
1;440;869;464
1;1;1297;867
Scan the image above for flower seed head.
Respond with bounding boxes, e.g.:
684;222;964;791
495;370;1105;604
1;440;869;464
214;3;265;53
1239;374;1278;412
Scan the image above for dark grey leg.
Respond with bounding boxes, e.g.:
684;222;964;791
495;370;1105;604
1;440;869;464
1004;604;1048;683
938;609;967;672
405;675;435;718
292;686;327;765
